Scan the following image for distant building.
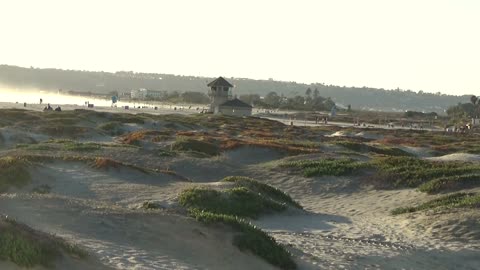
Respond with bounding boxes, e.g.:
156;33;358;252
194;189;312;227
119;92;131;99
131;88;146;99
208;77;252;116
472;118;480;126
131;88;163;100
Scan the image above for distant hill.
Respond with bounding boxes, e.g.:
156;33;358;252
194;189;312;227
0;65;468;113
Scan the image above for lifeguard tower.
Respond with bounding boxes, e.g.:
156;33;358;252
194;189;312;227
208;77;233;113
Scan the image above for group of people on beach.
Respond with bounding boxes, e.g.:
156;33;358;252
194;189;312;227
42;103;62;111
445;124;472;133
315;117;328;124
35;98;61;111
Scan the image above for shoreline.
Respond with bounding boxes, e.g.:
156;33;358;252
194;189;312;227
0;101;445;132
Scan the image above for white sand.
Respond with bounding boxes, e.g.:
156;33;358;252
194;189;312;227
327;131;352;137
354;131;383;140
325;131;382;140
427;153;480;162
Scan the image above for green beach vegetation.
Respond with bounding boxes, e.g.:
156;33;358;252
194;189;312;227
371;156;480;189
178;177;300;269
335;141;412;156
0;216;87;268
279;158;368;177
171;137;221;157
0;157;31;192
392;192;480;215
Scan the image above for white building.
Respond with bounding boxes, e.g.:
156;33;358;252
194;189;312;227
472;118;480;126
131;88;163;100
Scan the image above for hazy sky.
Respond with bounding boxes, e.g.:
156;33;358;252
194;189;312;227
1;0;479;95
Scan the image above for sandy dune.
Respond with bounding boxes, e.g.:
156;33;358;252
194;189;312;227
246;163;480;270
0;106;479;269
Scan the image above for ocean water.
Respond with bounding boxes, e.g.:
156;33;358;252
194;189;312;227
0;89;170;108
0;89;212;113
0;90;112;106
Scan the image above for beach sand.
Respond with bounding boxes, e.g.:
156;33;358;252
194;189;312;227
0;104;478;269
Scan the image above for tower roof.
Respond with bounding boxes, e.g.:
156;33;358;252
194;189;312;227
207;77;234;88
219;98;252;108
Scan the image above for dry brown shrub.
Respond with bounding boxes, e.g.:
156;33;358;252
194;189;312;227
120;130;174;144
241;130;276;138
374;137;420;146
176;131;197;137
221;139;244;150
119;131;146;145
92;157;122;169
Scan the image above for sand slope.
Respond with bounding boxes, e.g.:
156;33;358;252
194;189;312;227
246;164;480;270
0;195;277;270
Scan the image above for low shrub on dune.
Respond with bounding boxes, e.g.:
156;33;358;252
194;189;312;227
391;192;480;215
63;142;101;152
418;174;480;194
91;157;151;174
119;131;146;145
280;158;368;177
0;109;40;126
374;137;420;147
0;216;87;268
109;113;146;124
98;121;124;136
178;177;299;269
220;137;320;155
222;176;302;209
0;156;31;192
372;156;480;188
16;143;54;151
92;157;123;170
39;125;89;138
0;132;4;146
171;137;221;157
189;209;296;270
43;117;81;126
179;187;286;219
335;141;412;156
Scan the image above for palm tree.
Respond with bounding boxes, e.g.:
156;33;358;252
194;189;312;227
471;95;478;105
471;95;479;119
313;88;319;99
305;88;312;98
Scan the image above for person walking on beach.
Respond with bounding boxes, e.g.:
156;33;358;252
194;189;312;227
40;98;43;104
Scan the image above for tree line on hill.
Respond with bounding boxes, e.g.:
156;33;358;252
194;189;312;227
133;88;338;112
0;64;470;113
132;91;211;104
239;87;336;111
446;95;480;120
